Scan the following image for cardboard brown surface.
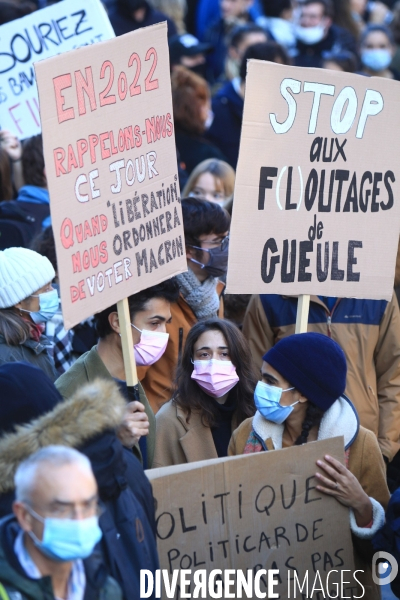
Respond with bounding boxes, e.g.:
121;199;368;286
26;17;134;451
227;61;400;300
35;22;186;329
147;437;358;599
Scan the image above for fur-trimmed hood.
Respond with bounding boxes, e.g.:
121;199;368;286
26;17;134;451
253;394;359;450
0;379;126;495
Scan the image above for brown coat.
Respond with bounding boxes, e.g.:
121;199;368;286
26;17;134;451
242;293;400;461
153;401;218;467
229;412;390;600
139;284;224;414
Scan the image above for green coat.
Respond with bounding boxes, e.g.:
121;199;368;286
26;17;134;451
0;516;122;600
55;346;155;468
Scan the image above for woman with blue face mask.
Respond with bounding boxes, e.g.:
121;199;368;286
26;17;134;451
229;332;389;598
360;24;399;80
0;247;58;381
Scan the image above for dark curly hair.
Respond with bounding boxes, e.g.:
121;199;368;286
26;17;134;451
294;403;325;445
174;318;257;428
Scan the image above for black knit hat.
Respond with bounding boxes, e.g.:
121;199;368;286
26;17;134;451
263;333;347;411
0;362;62;435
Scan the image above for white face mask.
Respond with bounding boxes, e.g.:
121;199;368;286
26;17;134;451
268;17;296;48
295;24;325;45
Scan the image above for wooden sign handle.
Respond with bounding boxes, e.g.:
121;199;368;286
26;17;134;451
117;298;138;387
295;294;310;334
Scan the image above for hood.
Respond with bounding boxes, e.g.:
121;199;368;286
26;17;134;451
0;379;126;495
253;394;359;450
16;185;49;205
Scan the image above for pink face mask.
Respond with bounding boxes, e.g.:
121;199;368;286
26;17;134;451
131;324;169;366
191;359;239;398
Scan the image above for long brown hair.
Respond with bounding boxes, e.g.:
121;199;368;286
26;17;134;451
171;66;209;135
0;308;31;346
174;318;257;427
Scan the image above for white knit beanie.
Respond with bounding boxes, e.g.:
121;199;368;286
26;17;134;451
0;247;56;309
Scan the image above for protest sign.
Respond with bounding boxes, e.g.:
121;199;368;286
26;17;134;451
35;22;186;330
0;0;115;139
146;437;360;599
226;62;400;301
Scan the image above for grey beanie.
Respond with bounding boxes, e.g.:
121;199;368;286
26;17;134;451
0;247;55;308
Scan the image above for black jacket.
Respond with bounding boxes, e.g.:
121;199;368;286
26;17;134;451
294;24;358;68
109;1;177;37
0;515;121;600
175;128;227;175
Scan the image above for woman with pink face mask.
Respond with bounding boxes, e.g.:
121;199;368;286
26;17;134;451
152;318;257;467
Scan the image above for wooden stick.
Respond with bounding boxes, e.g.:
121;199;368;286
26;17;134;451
117;298;138;387
295;294;310;334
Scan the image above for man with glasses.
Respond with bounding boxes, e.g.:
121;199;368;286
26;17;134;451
0;445;121;600
139;197;231;412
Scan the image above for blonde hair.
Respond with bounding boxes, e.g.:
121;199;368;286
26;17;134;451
183;159;235;201
148;0;187;33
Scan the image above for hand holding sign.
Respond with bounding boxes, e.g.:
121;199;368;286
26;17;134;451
117;400;150;448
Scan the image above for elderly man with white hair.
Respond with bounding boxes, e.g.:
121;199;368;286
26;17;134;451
0;445;121;600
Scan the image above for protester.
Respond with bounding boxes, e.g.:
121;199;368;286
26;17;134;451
153;318;256;466
0;445;122;599
0;129;23;199
207;41;289;168
169;33;212;79
139;198;230;412
149;0;187;33
229;332;389;597
351;0;391;34
108;0;177;37
242;294;400;466
182;158;235;211
322;48;358;70
224;23;268;81
256;0;296;52
203;0;255;82
0;247;57;381
359;24;400;78
391;1;400;71
293;0;358;68
0;369;159;600
55;279;180;468
171;66;226;173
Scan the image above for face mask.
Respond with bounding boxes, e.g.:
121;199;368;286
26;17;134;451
191;359;239;397
131;324;169;366
361;49;392;71
20;289;59;324
189;237;229;278
254;381;298;424
27;508;102;562
295;24;325;45
268;17;296;48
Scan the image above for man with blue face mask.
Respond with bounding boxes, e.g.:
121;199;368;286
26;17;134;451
0;445;122;600
293;0;358;68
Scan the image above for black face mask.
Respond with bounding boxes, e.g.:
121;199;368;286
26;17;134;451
189;237;229;278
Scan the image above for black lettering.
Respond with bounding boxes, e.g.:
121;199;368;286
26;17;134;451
347;241;362;282
317;242;329;282
258;167;278;210
261;238;280;284
285;167;296;209
382;171;395;210
343;173;358;212
334;170;349;212
371;172;382;212
298;241;313;282
331;241;344;281
305;169;318;211
333;138;347;162
310;137;322;162
305;476;322;503
281;239;296;283
178;508;197;533
72;9;93;36
322;138;334;162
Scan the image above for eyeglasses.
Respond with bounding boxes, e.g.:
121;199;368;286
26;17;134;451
29;500;105;521
188;235;229;252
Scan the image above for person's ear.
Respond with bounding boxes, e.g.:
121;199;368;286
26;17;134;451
323;16;332;29
108;311;120;334
13;502;33;532
298;394;308;404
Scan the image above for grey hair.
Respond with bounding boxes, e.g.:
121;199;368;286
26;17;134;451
15;445;92;503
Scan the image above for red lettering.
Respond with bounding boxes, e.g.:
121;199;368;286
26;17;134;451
100;240;108;263
75;223;83;244
71;285;80;303
53;73;75;123
90;245;100;268
99;132;110;159
67;144;78;172
83;220;93;240
134;125;142;148
109;130;118;155
61;217;74;249
72;251;82;273
78;280;86;299
82;250;90;270
100;215;108;232
91;216;100;236
77;139;88;168
54;147;66;177
145;117;155;144
74;67;97;116
166;113;173;137
124;126;134;150
88;134;99;164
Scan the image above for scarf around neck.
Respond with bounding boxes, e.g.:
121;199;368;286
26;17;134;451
177;269;220;319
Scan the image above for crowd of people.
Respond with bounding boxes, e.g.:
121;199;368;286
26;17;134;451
1;0;400;599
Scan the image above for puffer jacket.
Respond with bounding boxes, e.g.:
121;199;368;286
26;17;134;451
229;395;390;600
0;380;159;600
0;515;121;600
0;333;56;382
139;287;225;414
242;294;400;461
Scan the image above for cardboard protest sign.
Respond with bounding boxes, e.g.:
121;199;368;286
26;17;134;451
0;0;114;139
227;62;400;300
147;437;360;599
35;22;186;329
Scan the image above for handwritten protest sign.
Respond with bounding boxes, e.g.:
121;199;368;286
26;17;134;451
0;0;114;139
35;22;186;329
227;62;400;300
147;437;360;599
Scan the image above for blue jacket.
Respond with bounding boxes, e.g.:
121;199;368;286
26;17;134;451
206;80;243;168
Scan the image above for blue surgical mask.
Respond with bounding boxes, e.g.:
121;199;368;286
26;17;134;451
361;49;392;71
254;381;298;424
28;289;59;324
27;508;102;562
